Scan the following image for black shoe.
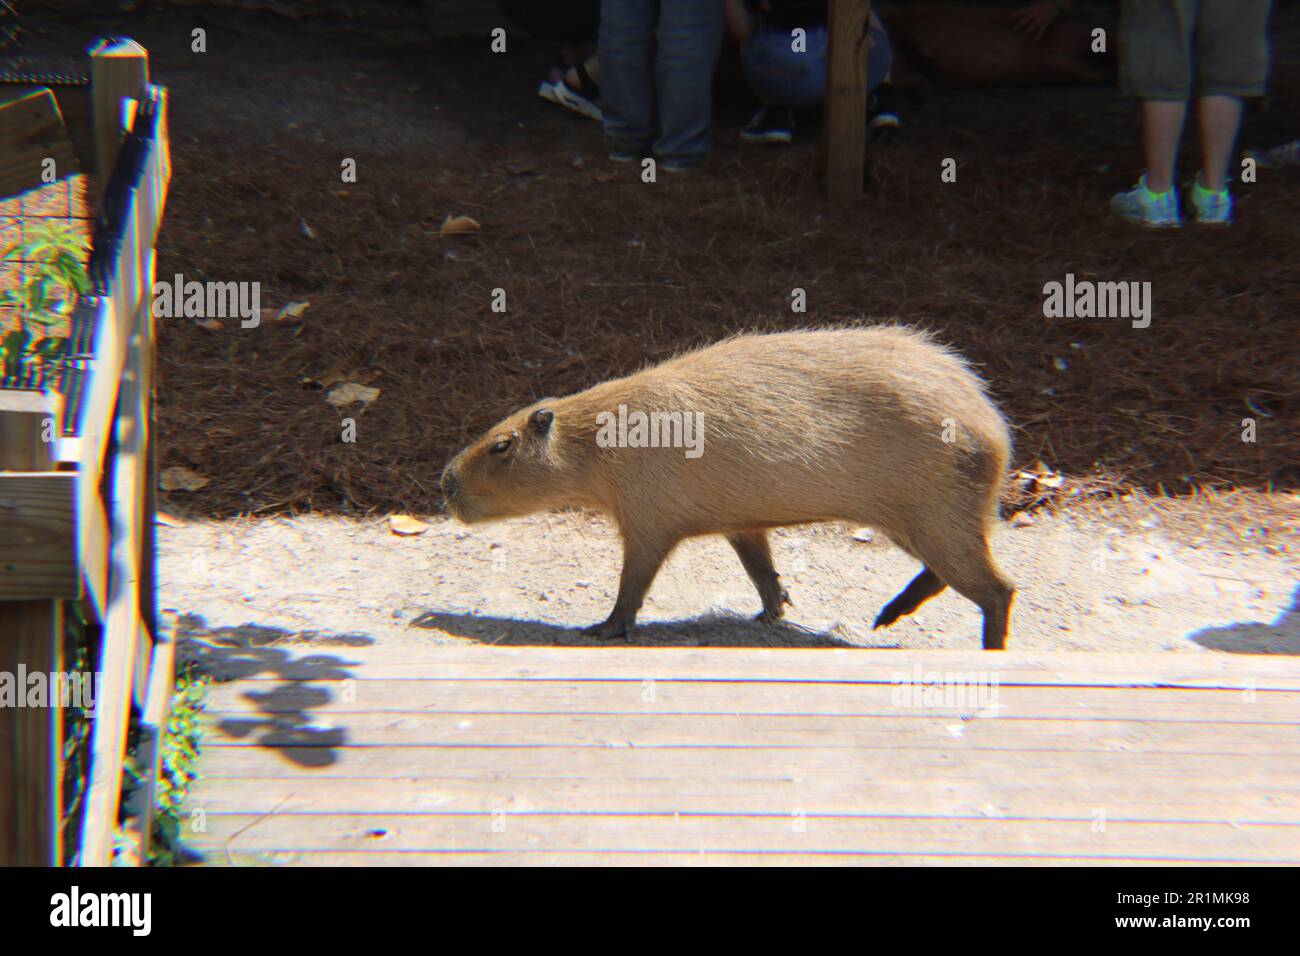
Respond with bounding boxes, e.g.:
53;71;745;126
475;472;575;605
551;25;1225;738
867;83;900;142
741;108;795;145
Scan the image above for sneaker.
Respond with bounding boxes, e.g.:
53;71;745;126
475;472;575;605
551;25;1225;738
867;83;900;142
740;108;794;145
547;78;602;122
1190;176;1232;225
1110;175;1181;228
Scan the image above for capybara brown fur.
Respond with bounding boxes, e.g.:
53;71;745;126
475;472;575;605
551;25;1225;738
442;326;1016;649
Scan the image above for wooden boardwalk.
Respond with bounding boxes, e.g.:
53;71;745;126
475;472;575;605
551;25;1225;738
184;646;1300;865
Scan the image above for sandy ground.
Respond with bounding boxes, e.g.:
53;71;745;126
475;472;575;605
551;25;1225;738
160;498;1299;655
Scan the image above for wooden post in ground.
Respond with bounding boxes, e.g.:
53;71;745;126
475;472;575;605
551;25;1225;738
89;38;148;201
823;0;871;204
0;391;65;866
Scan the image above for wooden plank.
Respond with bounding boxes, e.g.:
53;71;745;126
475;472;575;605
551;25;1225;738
78;311;149;866
79;488;108;623
823;0;871;203
0;88;80;199
0;472;77;599
0;391;65;865
200;679;1300;721
0;600;64;865
195;711;1300;754
192;742;1300;782
185;645;1300;690
183;812;1300;863
89;38;148;204
188;774;1300;821
122;634;174;863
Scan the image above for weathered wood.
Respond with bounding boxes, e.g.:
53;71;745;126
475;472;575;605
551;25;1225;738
89;38;148;204
190;812;1298;863
186;644;1300;690
0;391;65;866
197;710;1300;754
0;88;80;201
121;634;174;863
190;774;1300;821
183;642;1300;866
78;308;150;866
201;679;1300;719
0;472;77;600
824;0;871;203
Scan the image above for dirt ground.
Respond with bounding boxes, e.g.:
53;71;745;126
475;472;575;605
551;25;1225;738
160;492;1299;654
26;4;1300;519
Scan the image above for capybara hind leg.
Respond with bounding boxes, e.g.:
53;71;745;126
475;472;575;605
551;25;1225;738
979;586;1015;650
727;530;792;623
873;567;946;629
912;531;1014;650
584;531;674;639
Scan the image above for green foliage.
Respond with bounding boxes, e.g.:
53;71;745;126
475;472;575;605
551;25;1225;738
149;665;208;866
60;600;97;865
0;220;91;382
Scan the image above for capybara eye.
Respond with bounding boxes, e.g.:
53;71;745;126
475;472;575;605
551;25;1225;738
490;439;512;455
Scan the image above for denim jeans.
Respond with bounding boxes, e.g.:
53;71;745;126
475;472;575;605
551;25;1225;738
744;24;892;112
599;0;725;161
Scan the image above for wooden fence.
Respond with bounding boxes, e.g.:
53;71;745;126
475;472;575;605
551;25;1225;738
0;39;171;866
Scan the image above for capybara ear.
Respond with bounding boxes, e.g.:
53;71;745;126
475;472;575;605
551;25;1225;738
530;408;554;435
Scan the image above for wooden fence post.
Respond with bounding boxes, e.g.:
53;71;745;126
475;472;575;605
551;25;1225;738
823;0;871;204
0;391;64;866
90;38;148;203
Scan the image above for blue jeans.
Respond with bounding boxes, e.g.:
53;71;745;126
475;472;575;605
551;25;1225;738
599;0;725;160
744;24;892;112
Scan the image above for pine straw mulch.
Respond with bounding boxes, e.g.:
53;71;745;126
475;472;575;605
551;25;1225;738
67;8;1297;521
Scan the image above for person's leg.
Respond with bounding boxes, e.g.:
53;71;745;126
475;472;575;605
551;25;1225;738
653;0;726;164
599;0;658;156
1112;0;1194;225
1194;0;1272;193
1140;101;1188;193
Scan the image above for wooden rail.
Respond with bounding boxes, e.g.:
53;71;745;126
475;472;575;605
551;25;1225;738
0;40;171;866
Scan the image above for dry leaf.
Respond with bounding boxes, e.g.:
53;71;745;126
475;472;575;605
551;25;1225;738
326;382;380;407
196;318;223;331
160;466;210;492
388;514;428;536
275;301;311;321
440;214;480;236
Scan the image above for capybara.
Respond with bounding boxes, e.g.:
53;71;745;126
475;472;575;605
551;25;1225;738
442;326;1016;649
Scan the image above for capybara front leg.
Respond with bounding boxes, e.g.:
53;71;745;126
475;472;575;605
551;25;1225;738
584;532;674;640
727;530;792;623
873;567;947;629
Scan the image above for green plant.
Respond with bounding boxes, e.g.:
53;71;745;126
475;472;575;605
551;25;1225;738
148;665;208;866
0;220;91;383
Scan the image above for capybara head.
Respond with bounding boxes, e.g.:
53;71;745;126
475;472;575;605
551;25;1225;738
442;402;579;523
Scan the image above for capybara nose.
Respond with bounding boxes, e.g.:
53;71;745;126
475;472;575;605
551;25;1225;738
441;468;458;500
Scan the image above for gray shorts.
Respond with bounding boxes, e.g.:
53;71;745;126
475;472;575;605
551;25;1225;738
1119;0;1272;99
